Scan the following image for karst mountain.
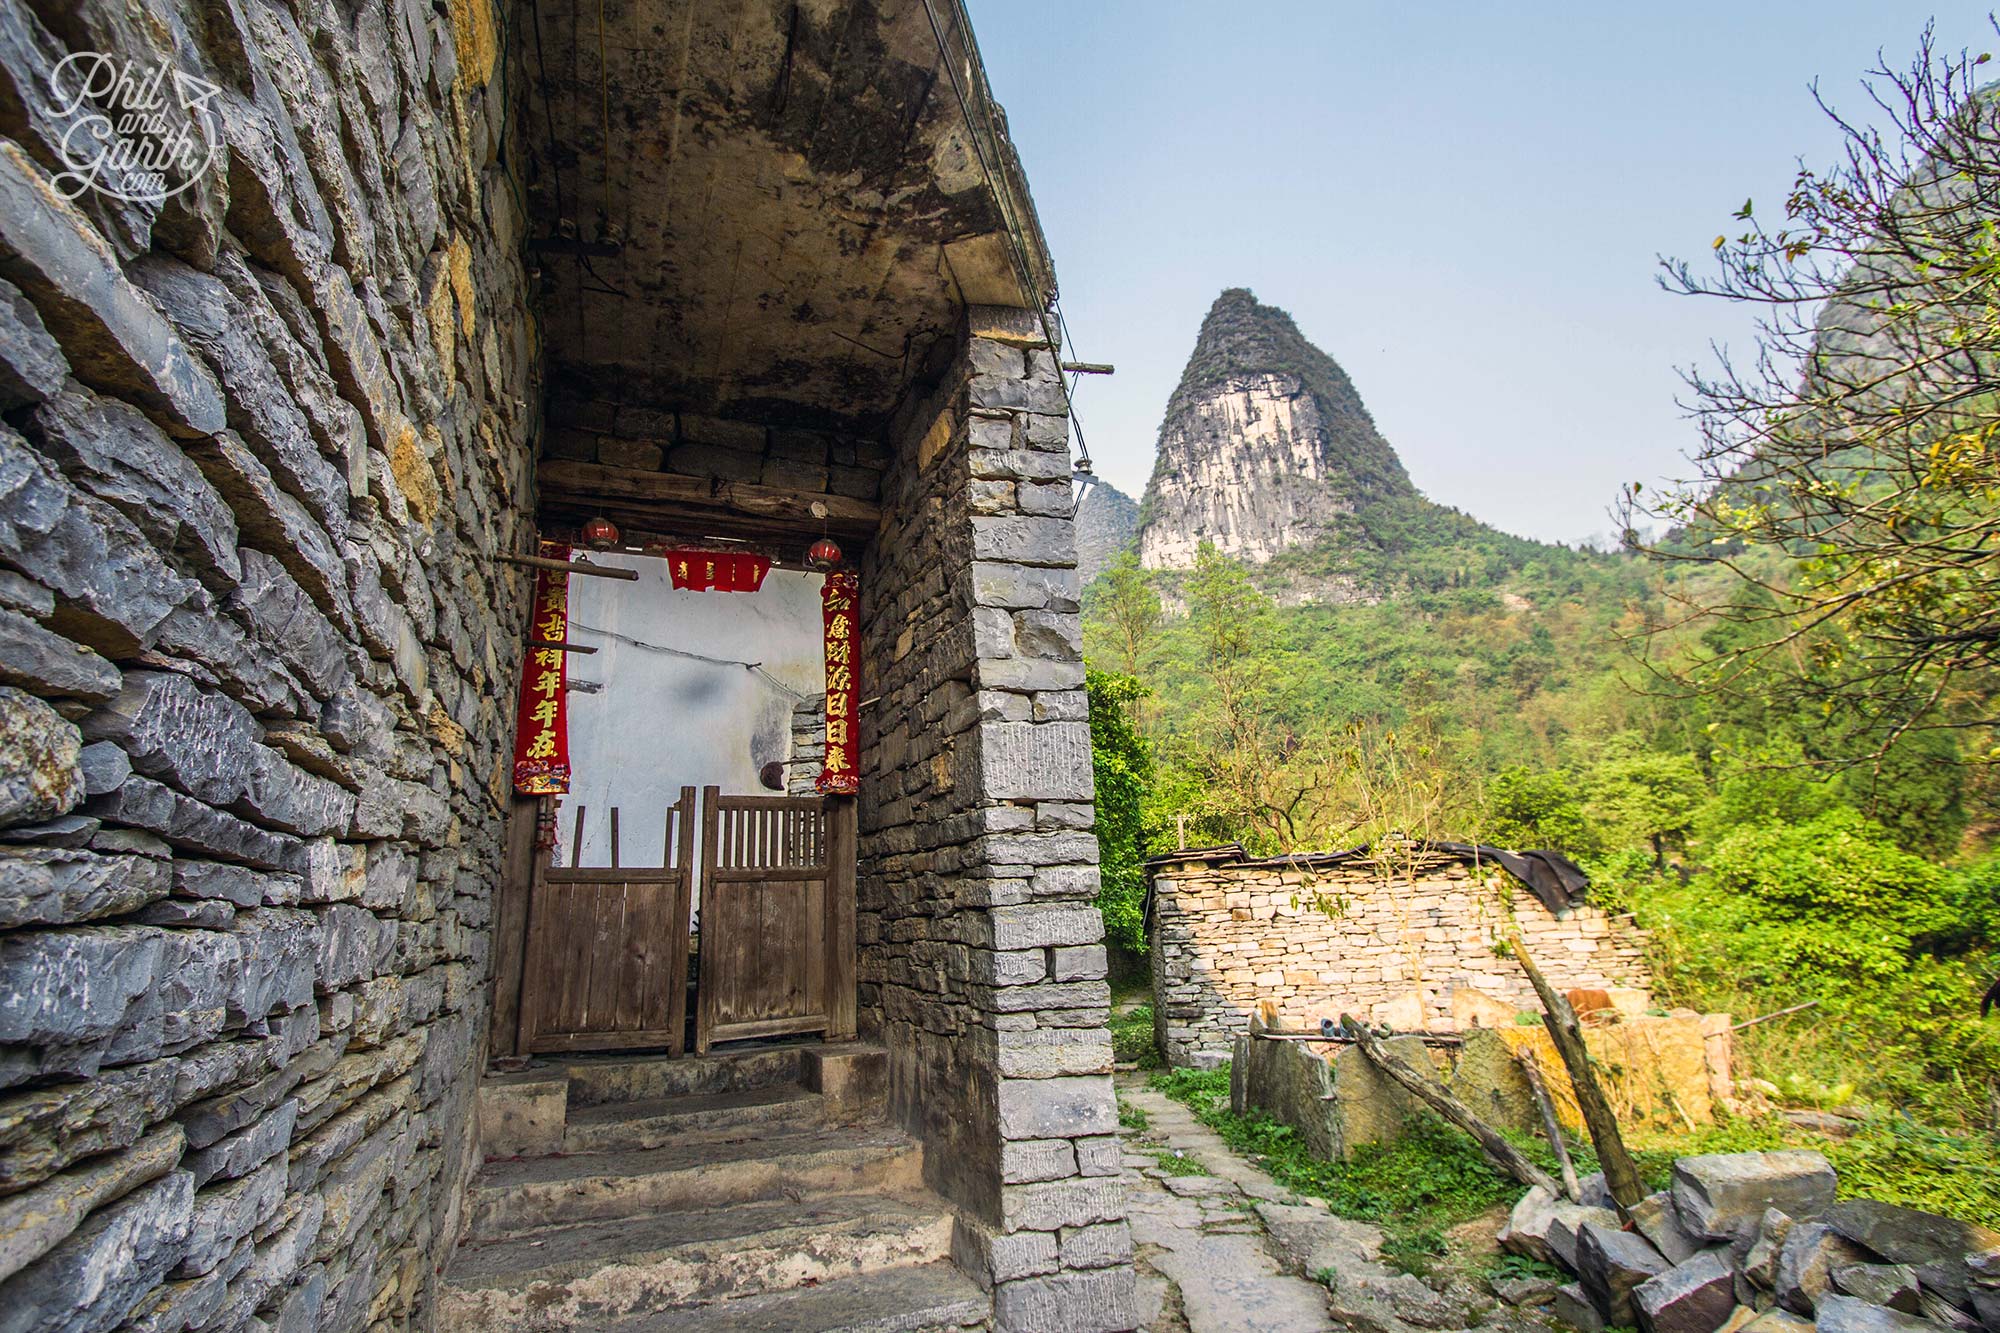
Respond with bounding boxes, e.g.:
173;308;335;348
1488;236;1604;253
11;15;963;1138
1080;288;1547;599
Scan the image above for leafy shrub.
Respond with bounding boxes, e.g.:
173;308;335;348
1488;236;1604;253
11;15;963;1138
1637;809;2000;1123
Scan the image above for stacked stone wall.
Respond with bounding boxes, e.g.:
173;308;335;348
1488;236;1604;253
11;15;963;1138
0;0;537;1330
1151;853;1652;1067
542;389;889;504
855;307;1135;1332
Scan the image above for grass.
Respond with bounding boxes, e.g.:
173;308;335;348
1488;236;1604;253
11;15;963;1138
1143;1147;1213;1177
1116;1093;1149;1132
1109;1003;1164;1069
1149;1066;1526;1276
1150;1060;2000;1277
1625;1115;2000;1223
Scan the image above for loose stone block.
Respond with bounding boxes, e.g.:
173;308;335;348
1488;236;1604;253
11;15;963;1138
1672;1151;1836;1243
1578;1220;1672;1327
1634;1249;1737;1333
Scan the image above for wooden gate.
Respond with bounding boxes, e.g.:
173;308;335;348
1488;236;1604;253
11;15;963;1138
695;787;857;1053
517;787;697;1054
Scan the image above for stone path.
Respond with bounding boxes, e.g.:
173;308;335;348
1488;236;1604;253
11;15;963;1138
1118;1078;1341;1333
1116;1074;1531;1333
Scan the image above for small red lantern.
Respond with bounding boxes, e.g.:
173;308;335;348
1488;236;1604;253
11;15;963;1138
581;516;619;550
806;537;842;570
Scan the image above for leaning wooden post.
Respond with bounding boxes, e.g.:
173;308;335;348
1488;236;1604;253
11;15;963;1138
1517;1050;1582;1202
1337;1015;1559;1196
1506;934;1644;1215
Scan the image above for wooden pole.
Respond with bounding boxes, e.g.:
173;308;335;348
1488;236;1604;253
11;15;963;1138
497;553;639;580
1507;934;1645;1215
528;639;597;654
1517;1050;1582;1202
1338;1015;1559;1195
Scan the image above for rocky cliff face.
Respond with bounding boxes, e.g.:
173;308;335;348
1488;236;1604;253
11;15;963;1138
1074;478;1139;585
1137;289;1412;570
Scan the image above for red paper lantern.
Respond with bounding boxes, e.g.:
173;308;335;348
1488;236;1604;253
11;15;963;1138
581;516;619;550
807;537;842;570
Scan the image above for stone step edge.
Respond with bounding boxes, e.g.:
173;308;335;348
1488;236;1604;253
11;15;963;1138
439;1200;957;1327
463;1135;926;1240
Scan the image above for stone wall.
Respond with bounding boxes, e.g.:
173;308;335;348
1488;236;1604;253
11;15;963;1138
784;692;826;796
542;386;889;504
856;307;1135;1332
0;0;537;1330
1151;850;1652;1067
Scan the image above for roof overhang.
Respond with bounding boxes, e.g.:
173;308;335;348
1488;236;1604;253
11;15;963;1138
513;0;1056;434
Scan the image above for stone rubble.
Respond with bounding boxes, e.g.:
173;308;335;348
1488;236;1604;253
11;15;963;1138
1499;1150;2000;1333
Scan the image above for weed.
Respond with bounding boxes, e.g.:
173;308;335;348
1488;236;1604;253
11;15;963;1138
1145;1147;1211;1177
1484;1252;1564;1283
1117;1095;1149;1132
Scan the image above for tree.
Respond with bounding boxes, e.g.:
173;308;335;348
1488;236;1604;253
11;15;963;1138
1482;765;1595;855
1087;669;1154;955
1633;26;2000;773
1088;551;1163;678
1585;744;1705;868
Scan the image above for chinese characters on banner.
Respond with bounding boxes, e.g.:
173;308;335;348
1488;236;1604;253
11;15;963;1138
817;572;860;795
511;543;572;795
666;549;771;592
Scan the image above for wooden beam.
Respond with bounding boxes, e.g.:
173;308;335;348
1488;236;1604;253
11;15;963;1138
497;553;639;580
539;460;881;541
1338;1015;1560;1195
1509;934;1645;1215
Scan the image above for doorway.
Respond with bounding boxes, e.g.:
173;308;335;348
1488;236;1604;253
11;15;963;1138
496;546;857;1060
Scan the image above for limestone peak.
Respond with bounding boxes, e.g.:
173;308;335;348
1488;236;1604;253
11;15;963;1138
1138;289;1415;571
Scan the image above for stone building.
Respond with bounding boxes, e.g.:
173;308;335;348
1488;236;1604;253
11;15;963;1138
0;1;1132;1330
1149;845;1652;1067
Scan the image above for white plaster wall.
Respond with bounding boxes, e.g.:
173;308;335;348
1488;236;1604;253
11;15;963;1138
552;552;826;867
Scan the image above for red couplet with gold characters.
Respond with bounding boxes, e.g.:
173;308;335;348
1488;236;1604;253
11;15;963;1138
512;542;572;795
817;572;860;795
666;549;771;592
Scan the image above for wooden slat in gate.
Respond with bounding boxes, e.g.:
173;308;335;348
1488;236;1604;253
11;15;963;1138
516;787;697;1054
695;787;857;1053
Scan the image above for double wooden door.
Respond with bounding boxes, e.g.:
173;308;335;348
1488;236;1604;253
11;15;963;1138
513;787;856;1056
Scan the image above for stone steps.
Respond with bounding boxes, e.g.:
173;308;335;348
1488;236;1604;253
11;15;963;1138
465;1122;927;1237
450;1046;984;1330
604;1261;991;1332
562;1084;829;1153
438;1191;958;1331
563;1044;811;1107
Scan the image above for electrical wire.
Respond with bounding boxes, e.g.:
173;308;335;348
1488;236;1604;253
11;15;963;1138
567;619;812;702
915;0;1094;479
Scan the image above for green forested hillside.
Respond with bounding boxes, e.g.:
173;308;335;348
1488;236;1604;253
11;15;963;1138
1084;512;2000;1130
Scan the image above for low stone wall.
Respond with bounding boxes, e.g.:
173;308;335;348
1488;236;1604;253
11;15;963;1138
1150;848;1651;1067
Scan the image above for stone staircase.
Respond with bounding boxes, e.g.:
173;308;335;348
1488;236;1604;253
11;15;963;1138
440;1042;990;1332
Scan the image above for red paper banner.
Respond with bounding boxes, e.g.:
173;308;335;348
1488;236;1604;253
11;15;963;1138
666;549;771;592
512;542;572;796
817;572;860;795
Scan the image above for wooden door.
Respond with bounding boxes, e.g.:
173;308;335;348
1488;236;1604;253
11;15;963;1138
517;787;697;1054
695;788;857;1053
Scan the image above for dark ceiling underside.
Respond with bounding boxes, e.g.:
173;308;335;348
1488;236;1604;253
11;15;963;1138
513;0;1053;432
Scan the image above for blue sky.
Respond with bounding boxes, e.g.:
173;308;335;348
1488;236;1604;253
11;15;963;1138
966;2;1997;545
